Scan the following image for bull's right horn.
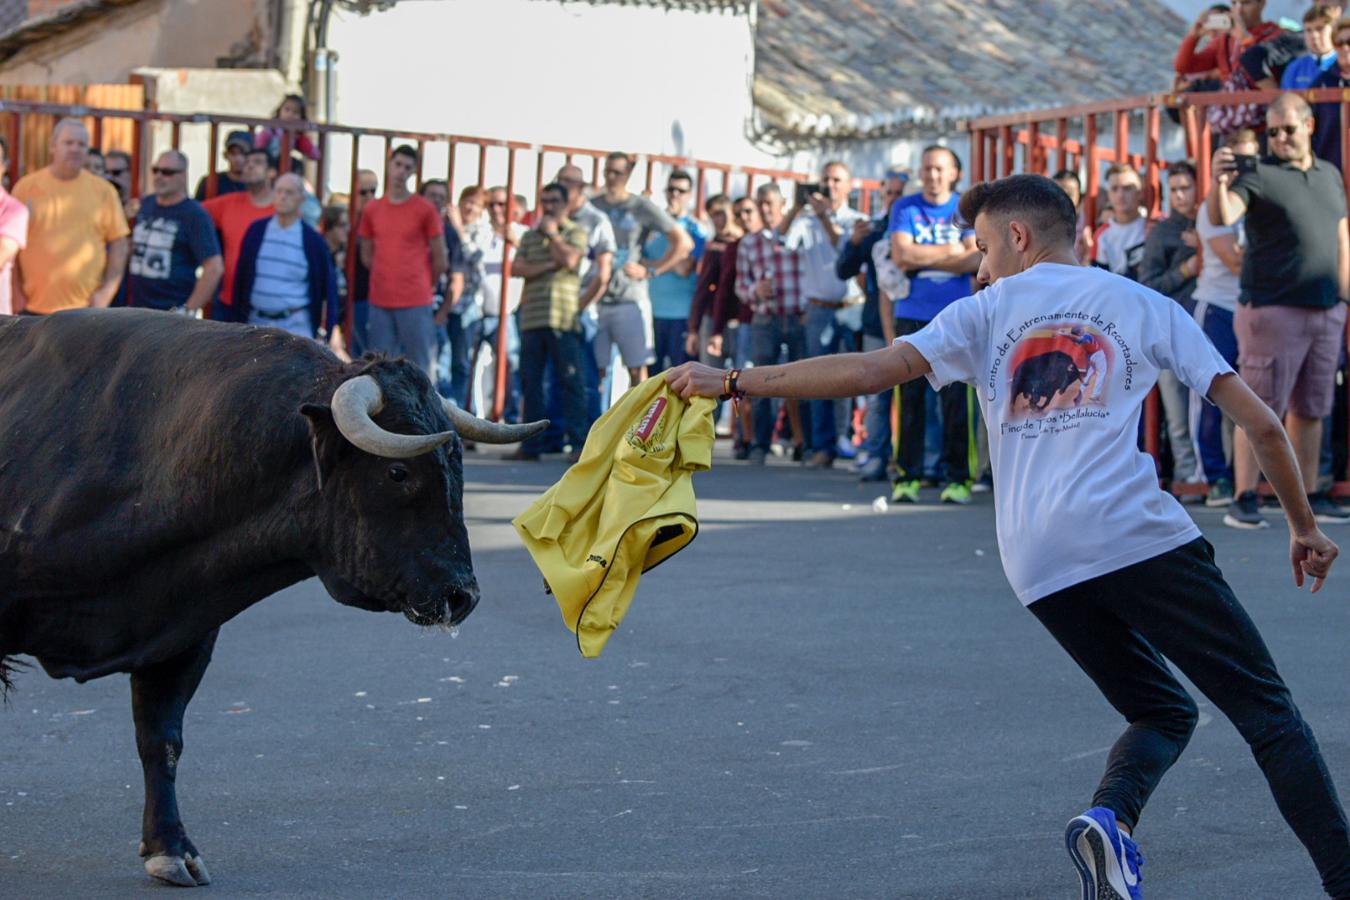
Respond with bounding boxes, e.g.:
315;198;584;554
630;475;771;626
441;397;549;445
331;375;454;458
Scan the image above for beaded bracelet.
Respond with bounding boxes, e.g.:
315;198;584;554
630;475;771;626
720;368;745;403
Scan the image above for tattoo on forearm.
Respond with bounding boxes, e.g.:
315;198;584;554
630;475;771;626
764;372;785;382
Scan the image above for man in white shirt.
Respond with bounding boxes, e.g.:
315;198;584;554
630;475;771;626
1093;164;1149;279
666;174;1349;900
779;161;868;468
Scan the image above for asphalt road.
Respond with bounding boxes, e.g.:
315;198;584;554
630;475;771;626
3;447;1348;899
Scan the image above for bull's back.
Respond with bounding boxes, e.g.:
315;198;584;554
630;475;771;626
0;309;333;580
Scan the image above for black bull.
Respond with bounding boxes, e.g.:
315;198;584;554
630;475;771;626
0;309;545;887
1010;350;1084;412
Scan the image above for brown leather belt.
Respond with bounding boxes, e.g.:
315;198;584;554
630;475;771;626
808;298;848;309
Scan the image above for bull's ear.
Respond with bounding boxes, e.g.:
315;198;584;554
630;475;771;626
300;403;344;492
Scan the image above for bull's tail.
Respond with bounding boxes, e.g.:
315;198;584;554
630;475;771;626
0;654;24;702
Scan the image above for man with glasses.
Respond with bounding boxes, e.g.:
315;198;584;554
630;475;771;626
507;182;591;462
12;118;129;314
194;130;253;201
128;150;222;314
357;145;447;379
591;151;691;388
836;170;909;481
642;168;706;372
1210;92;1350;528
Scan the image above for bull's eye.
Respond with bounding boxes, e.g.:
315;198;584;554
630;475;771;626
387;464;409;483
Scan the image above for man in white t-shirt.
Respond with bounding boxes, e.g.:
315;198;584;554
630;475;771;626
666;174;1349;900
1092;164;1150;280
1191;129;1258;508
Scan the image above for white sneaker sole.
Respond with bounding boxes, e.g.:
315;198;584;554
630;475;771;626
1065;815;1134;900
1222;513;1269;530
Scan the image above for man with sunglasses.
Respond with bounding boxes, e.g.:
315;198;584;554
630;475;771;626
1210;92;1350;529
128;150;222;314
643;169;706;372
591;151;691;389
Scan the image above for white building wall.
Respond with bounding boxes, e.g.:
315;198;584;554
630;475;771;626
324;0;797;201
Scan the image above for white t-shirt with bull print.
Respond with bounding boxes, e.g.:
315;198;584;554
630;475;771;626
902;262;1234;606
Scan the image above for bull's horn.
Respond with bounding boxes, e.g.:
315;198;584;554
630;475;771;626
441;397;549;445
331;375;454;458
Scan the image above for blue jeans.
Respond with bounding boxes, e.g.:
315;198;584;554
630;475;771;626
367;305;437;380
804;303;859;454
651;317;689;373
1193;303;1237;483
520;327;590;454
750;312;807;452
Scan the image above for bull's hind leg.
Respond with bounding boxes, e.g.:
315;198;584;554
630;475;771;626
130;630;218;887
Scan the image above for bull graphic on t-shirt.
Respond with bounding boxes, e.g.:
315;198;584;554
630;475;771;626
1008;325;1111;417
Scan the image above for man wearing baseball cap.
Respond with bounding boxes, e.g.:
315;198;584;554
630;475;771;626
194;129;252;201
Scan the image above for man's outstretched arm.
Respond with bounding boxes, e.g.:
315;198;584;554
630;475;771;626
1209;372;1339;591
666;340;931;402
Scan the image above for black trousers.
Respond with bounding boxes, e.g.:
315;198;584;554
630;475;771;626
893;317;970;483
1031;537;1350;898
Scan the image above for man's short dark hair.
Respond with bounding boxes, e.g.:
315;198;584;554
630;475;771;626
1051;169;1080;191
1166;160;1198;182
540;181;568;203
668;168;693;187
419;178;448;196
704;192;731;214
392;144;419;166
605;151;633;173
106;149;131;168
245;147;276;169
958;174;1077;247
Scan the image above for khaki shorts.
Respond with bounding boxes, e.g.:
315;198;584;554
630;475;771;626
594;300;655;370
1234;302;1347;419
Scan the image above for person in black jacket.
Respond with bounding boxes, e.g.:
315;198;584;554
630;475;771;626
836;171;908;482
1140;160;1202;496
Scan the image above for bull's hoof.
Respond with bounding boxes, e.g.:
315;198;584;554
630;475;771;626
145;853;211;887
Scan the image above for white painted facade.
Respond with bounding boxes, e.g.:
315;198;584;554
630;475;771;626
322;0;922;200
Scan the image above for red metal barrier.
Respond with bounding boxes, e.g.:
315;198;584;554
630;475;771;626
0;97;880;423
964;88;1350;497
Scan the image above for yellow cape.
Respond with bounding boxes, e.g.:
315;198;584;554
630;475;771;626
512;378;715;656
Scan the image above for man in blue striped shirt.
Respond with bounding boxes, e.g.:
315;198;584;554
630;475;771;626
232;173;340;350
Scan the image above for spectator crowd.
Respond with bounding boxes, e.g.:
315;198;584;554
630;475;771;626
7;11;1350;530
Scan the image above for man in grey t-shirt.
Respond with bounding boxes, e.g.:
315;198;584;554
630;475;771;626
590;151;691;385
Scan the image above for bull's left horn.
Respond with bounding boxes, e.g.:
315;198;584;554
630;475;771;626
441;397;549;445
331;375;455;458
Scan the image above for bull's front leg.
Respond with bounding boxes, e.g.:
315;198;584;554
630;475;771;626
130;630;218;887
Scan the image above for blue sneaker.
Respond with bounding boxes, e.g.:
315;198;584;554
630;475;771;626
1065;807;1143;900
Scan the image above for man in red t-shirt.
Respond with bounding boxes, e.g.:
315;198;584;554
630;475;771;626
203;148;276;321
357;144;447;378
1174;0;1283;84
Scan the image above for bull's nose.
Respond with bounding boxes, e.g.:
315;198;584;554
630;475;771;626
448;586;479;626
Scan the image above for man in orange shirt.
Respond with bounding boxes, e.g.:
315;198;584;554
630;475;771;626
357;145;447;378
12;118;129;314
203;148;276;321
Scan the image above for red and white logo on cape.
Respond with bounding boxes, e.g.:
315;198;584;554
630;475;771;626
634;397;667;442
